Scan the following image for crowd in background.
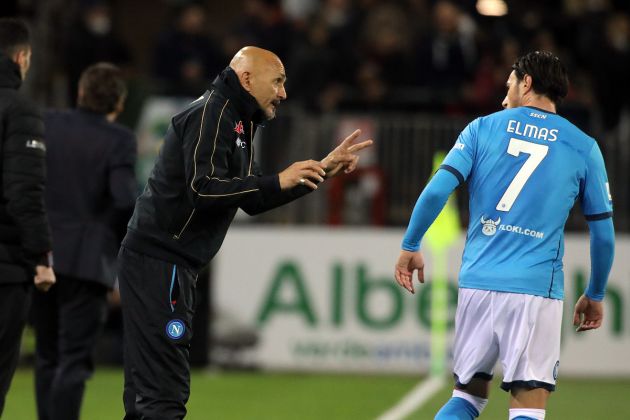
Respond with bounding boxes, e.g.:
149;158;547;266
1;0;629;133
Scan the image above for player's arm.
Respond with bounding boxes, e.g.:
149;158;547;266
401;170;461;252
396;119;478;293
395;169;460;293
584;218;614;302
573;142;615;332
573;218;614;332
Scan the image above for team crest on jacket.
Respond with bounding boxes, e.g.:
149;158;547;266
166;319;185;340
234;121;245;135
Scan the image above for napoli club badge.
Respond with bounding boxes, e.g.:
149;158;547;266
166;319;185;340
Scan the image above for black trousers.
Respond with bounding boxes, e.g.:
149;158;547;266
32;274;108;420
118;246;197;420
0;282;30;416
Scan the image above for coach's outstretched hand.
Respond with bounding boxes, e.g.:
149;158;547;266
279;160;326;190
321;129;373;178
395;250;425;294
573;294;604;332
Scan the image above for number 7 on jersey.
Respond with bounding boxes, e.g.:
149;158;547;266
496;138;549;212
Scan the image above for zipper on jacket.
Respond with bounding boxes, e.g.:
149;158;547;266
173;209;196;240
248;121;254;175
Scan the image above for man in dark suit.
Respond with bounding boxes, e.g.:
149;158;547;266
32;62;137;420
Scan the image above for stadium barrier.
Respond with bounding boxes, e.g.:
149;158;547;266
215;227;630;377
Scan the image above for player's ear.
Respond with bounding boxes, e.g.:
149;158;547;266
522;74;533;93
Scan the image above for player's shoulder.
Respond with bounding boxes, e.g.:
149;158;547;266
552;114;596;146
464;108;514;134
480;107;521;124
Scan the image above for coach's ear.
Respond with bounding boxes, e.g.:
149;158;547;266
236;70;253;93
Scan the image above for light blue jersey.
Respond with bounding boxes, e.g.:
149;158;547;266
440;106;613;299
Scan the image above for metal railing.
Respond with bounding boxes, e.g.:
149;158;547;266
246;107;628;232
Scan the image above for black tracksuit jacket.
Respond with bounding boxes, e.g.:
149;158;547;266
123;67;310;270
0;53;51;283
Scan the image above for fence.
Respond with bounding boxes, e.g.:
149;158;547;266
250;106;629;231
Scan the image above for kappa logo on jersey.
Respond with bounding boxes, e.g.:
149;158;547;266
26;139;46;151
480;216;501;236
553;360;560;380
166;319;185;340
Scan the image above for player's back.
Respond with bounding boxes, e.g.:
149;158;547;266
447;106;611;299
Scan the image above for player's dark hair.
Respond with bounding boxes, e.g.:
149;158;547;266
512;51;569;104
0;18;31;57
77;62;127;114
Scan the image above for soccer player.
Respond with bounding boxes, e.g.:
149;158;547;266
394;51;615;420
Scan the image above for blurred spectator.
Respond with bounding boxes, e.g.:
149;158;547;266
225;0;294;62
465;37;521;113
287;0;358;112
415;0;477;100
286;17;341;112
65;0;130;104
590;12;630;130
33;63;136;420
152;2;225;96
359;3;415;90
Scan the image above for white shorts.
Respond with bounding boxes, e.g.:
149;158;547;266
453;288;563;392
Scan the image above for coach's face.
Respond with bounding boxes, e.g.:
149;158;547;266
502;70;522;109
250;59;287;120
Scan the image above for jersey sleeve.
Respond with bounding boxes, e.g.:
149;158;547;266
439;117;479;184
401;168;460;251
581;142;613;221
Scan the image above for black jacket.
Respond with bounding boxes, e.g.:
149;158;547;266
0;53;52;283
123;67;310;270
45;109;137;287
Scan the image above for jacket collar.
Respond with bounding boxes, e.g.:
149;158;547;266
212;67;265;125
0;52;22;90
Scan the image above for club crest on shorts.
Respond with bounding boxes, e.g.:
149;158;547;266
166;319;185;340
553;360;559;380
480;216;501;236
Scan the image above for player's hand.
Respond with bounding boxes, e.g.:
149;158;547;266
34;265;56;292
394;250;424;294
278;160;326;190
321;129;373;178
573;294;603;332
